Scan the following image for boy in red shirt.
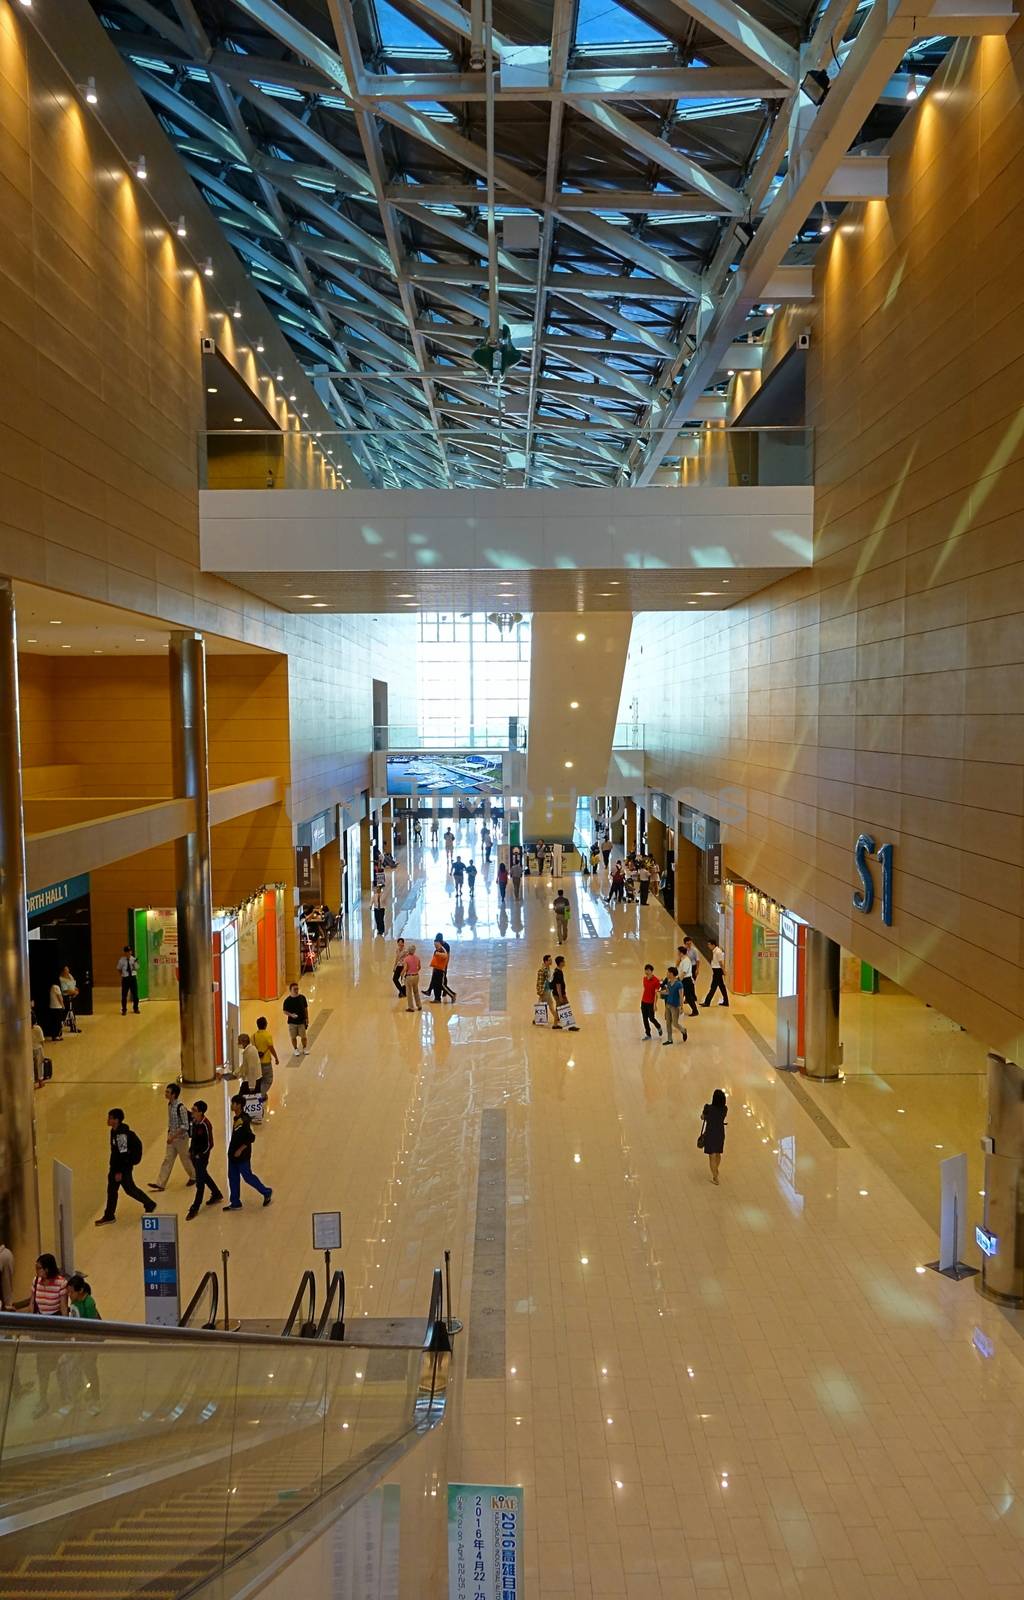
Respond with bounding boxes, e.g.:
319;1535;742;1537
641;964;663;1039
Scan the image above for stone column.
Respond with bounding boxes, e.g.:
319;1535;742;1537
0;580;40;1295
169;632;215;1084
803;930;842;1080
980;1053;1024;1306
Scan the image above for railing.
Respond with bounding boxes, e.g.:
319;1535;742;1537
0;1275;452;1599
374;723;527;751
200;426;812;489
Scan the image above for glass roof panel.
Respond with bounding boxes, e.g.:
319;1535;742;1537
574;0;671;46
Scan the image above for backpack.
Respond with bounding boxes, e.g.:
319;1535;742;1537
126;1128;143;1166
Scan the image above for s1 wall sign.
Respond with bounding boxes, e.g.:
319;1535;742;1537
852;834;894;926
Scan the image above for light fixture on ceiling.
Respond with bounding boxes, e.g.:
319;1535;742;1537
288;392;297;402
135;637;146;643
800;68;831;106
564;760;574;769
134;154;147;180
569;701;579;709
48;618;62;626
25;637;36;643
575;631;586;642
175;215;187;238
906;73;920;101
763;303;776;315
820;206;832;234
18;1;32;9
255;338;265;353
202;258;214;277
301;410;309;419
727;368;735;377
311;602;328;608
232;301;242;320
232;415;243;423
296;594;316;600
61;643;71;650
80;76;98;105
207;386;217;394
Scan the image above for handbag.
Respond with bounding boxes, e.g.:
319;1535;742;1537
697;1119;706;1150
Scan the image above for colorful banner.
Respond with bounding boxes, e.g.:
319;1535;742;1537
448;1484;523;1600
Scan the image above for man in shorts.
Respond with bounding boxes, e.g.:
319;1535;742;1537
282;982;310;1057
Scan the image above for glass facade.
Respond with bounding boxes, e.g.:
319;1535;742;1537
416;613;531;748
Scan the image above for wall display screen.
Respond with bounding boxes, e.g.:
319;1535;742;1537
386;752;502;795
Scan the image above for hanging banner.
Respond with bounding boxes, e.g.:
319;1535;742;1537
448;1484;523;1600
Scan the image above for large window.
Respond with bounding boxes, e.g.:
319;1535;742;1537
417;613;531;747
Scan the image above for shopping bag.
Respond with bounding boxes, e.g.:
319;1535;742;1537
556;1002;578;1031
533;1002;549;1026
243;1092;265;1124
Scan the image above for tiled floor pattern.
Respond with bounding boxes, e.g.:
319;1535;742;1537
32;826;1024;1597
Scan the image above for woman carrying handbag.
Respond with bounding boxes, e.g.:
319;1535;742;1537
699;1088;728;1185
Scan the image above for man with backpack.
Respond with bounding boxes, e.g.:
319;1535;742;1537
95;1110;155;1224
149;1082;196;1191
185;1100;223;1216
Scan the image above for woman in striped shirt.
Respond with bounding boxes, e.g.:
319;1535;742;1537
30;1254;69;1418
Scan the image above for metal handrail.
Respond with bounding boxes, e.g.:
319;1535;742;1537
178;1270;219;1330
423;1267;452;1355
315;1270;346;1342
281;1270;318;1339
0;1310;426;1353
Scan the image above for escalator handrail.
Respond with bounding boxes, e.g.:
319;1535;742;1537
0;1308;423;1353
423;1266;452;1354
315;1270;346;1341
178;1270;219;1330
281;1269;318;1338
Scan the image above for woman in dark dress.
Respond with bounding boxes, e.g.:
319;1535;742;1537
700;1088;728;1185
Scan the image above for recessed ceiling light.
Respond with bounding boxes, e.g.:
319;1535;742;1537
311;602;328;608
564;760;574;768
135;637;146;643
727;368;735;377
175;215;187;238
48;619;62;626
61;643;71;649
202;257;214;277
25;637;36;643
207;386;218;394
93;649;103;654
232;301;242;320
569;701;579;709
134;154;147;180
80;76;98;105
575;631;586;641
232;415;243;423
288;393;297;402
296;594;316;600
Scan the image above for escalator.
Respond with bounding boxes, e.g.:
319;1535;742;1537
0;1269;453;1599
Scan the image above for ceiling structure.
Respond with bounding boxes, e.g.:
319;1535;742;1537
80;0;999;490
13;583;269;657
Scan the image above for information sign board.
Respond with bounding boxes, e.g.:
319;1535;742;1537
141;1214;180;1327
448;1483;523;1600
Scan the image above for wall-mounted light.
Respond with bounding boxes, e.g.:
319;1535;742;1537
175;215;187;238
255;338;265;353
80;76;99;105
202;258;214;277
134;154;148;181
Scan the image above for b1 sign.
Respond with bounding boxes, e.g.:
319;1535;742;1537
448;1483;523;1600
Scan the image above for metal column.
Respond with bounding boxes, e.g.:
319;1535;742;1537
803;929;842;1080
169;632;215;1085
981;1053;1024;1306
0;580;40;1294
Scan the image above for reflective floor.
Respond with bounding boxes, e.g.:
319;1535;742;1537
33;826;1024;1598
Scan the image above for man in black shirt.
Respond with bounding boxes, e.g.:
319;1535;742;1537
282;982;310;1056
95;1110;156;1224
223;1096;273;1211
186;1101;223;1217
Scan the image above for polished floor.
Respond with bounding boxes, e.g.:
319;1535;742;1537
32;829;1024;1598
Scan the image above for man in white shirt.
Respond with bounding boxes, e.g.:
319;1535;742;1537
238;1032;262;1093
703;946;729;1007
117;947;140;1015
675;945;700;1017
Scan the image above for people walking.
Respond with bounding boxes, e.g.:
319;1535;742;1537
683;937;701;997
703;945;729;1007
186;1100;223;1216
223;1095;272;1210
95;1109;155;1224
553;889;571;943
431;818;439;845
252;1016;279;1095
510;853;523;900
551;956;579;1030
443;827;455;861
497;860;508;903
590;842;601;875
372;884;387;934
466;859;478;895
237;1031;260;1091
481;823;492;862
452;856;466;898
660;968;687;1045
607;863;626;905
637;862;651;905
677;946;700;1017
149;1083;196;1191
641;964;663;1039
392;937;407;998
699;1088;728;1184
601;838;612;870
117;946;140;1015
283;982;310;1056
434;931;456;1001
402;943;423;1011
536;954;555;1024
